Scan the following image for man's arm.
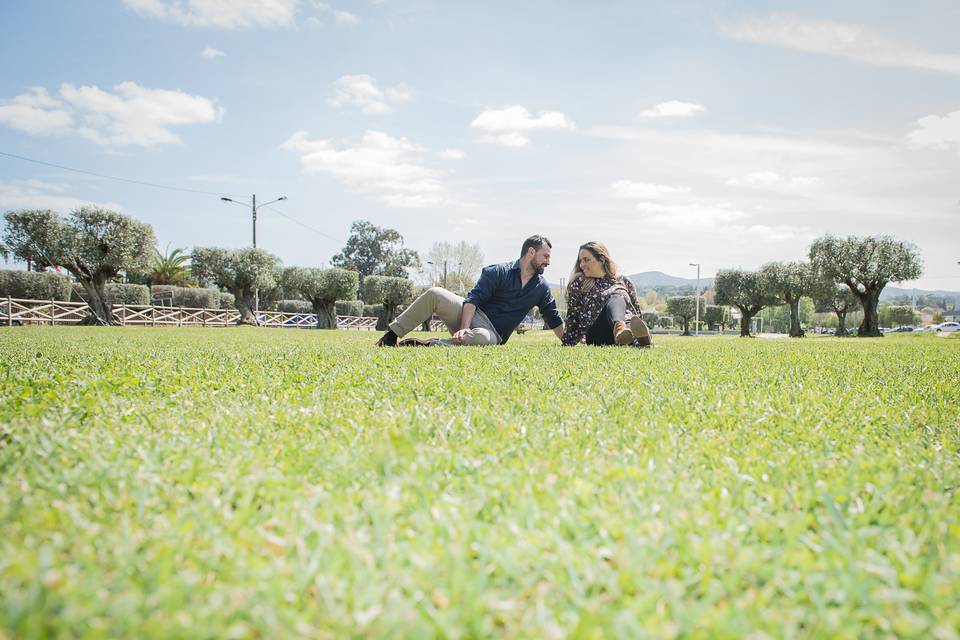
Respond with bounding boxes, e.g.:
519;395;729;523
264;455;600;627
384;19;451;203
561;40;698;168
538;288;565;341
553;322;565;339
452;302;477;344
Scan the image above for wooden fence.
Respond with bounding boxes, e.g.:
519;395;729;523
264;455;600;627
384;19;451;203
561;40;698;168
1;297;446;331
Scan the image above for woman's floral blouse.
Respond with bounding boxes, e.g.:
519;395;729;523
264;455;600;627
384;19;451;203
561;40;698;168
561;273;643;346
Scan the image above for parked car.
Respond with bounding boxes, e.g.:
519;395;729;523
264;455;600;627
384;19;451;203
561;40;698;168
935;321;960;333
889;326;915;333
914;325;937;332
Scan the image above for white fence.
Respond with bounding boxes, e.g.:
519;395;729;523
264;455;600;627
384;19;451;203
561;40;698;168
1;297;446;331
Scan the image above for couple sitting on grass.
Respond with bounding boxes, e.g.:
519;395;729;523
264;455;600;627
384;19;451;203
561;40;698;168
376;234;654;349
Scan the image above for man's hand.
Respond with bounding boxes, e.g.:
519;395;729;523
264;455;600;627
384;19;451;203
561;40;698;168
452;328;471;344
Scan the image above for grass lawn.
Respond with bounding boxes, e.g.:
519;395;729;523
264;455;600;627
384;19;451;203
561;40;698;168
1;327;958;638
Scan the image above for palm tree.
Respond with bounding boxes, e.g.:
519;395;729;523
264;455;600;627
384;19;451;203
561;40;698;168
149;245;193;286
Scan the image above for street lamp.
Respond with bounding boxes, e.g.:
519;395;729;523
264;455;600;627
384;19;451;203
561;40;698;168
689;262;700;335
426;260;461;290
220;194;288;248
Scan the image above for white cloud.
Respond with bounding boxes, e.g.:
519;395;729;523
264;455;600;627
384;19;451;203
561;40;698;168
635;201;749;228
471;105;574;147
611;180;690;199
0;82;223;147
327;75;411;114
438;148;465;160
201;46;225;58
638;100;706;119
721;14;960;75
334;10;359;24
726;171;820;187
0;180;123;212
123;0;298;29
907;109;960;148
281;130;462;208
0;87;73;135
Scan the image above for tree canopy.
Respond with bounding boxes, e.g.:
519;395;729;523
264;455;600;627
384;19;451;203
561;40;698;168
1;207;155;324
331;220;420;278
714;269;778;337
192;247;280;325
760;261;814;337
422;240;484;292
281;267;360;328
666;296;700;336
363;275;415;330
809;235;922;337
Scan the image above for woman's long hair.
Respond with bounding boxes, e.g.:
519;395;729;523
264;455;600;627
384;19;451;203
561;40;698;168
570;241;618;284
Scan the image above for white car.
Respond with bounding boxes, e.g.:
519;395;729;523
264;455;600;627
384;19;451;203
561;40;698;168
935;321;960;333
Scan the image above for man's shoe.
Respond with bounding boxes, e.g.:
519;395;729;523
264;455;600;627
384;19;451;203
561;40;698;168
630;316;654;348
398;337;436;347
376;329;399;347
613;320;633;345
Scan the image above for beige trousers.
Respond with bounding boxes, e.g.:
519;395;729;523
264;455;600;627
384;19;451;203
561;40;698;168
389;287;500;346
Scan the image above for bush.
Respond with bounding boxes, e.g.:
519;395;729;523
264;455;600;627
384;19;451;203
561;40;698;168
336;300;364;316
219;292;235;310
73;283;150;305
151;285;221;309
0;270;72;301
277;299;314;314
106;283;150;306
363;304;384;318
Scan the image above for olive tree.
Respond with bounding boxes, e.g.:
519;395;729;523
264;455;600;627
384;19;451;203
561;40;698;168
809;234;922;337
714;268;778;337
812;283;860;336
665;296;700;336
363;275;415;330
1;208;155;325
760;261;813;337
879;305;918;329
702;305;727;331
281;267;359;329
191;247;280;325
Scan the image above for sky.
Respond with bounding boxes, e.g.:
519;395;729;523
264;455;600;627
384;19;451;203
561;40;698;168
1;0;959;290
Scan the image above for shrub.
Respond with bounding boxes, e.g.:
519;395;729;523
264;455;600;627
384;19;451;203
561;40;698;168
150;285;221;309
106;283;150;306
363;304;384;318
336;300;364;316
219;292;235;310
277;300;314;314
0;270;72;301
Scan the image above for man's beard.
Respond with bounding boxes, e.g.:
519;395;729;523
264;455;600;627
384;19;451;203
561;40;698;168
532;261;546;275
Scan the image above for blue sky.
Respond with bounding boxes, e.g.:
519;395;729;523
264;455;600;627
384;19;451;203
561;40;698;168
1;0;959;290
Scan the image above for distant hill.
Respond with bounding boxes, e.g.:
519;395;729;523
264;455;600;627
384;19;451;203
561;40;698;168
628;271;715;290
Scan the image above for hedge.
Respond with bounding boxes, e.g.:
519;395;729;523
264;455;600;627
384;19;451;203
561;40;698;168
107;283;150;306
0;270;71;301
336;300;364;317
219;292;235;310
150;285;221;309
277;300;314;314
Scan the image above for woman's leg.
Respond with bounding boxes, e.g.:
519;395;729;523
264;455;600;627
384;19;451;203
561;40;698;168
585;296;627;345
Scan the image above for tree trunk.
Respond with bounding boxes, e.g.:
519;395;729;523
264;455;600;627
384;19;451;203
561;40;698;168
857;289;882;337
835;311;848;337
738;308;754;337
788;298;803;337
376;303;397;331
313;300;337;329
681;317;691;336
79;276;116;325
235;288;259;326
420;317;431;332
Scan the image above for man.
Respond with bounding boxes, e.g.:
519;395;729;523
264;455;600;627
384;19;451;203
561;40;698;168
376;235;565;346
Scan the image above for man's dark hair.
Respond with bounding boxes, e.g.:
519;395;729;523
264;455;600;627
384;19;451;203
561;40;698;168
520;235;552;258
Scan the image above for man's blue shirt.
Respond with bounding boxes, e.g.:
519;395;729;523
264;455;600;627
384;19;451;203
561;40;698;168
464;260;563;344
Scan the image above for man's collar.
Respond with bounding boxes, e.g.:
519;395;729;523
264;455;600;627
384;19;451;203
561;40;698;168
510;259;521;271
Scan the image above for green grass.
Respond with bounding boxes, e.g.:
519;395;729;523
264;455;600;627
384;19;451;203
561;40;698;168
1;327;958;639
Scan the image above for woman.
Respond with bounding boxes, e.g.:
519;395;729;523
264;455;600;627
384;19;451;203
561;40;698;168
561;241;654;348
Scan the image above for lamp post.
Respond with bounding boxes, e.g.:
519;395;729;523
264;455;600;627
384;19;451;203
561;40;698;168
219;194;287;316
220;194;288;248
689;262;700;335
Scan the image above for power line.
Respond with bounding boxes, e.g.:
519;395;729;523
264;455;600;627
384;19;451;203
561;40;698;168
0;150;245;198
261;203;343;244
